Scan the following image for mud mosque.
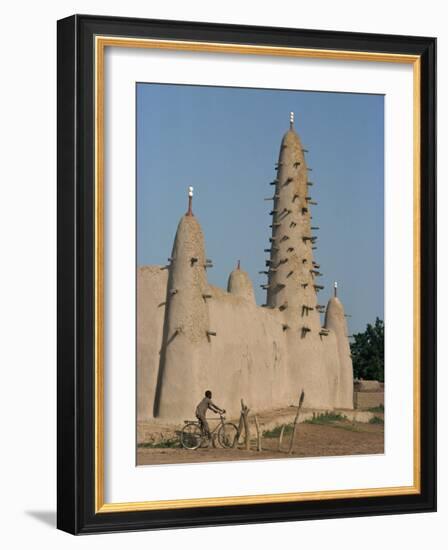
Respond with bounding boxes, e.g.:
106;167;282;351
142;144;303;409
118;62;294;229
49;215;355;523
137;113;353;422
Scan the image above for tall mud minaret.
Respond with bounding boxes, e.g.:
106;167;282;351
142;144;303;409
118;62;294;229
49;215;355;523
153;187;211;419
265;112;322;333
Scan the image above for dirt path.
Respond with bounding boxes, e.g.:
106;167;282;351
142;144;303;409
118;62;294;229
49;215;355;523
137;421;384;466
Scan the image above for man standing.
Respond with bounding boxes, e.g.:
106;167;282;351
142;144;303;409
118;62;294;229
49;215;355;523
195;390;225;439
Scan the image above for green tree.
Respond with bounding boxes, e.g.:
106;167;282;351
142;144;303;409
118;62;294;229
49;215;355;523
350;317;384;382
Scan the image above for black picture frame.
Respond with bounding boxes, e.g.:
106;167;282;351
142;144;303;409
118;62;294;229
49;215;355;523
57;14;436;534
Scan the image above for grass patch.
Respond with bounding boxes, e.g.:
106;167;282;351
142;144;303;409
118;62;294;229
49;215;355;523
367;404;384;413
304;411;348;425
369;415;384;425
138;437;180;449
263;424;294;439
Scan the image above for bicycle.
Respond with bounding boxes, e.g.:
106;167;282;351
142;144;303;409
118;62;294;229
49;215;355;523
180;414;239;450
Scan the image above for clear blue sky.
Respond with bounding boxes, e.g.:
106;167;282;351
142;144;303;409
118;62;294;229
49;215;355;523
136;83;384;335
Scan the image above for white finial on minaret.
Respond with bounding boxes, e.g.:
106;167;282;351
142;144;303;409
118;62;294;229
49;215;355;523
187;186;194;216
334;281;338;297
290;111;294;128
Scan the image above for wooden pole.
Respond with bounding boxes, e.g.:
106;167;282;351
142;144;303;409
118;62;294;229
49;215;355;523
254;415;262;452
233;413;243;449
241;399;251;451
278;425;286;452
288;390;305;455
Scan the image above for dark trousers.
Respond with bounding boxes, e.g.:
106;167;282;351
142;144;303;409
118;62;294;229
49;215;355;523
196;414;210;438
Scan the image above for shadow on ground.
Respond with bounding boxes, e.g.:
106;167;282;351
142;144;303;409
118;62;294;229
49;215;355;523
26;510;56;528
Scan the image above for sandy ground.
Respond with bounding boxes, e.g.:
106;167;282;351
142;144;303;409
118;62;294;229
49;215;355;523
137;421;384;466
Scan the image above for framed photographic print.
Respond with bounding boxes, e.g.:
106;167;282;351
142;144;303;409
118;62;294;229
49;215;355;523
57;14;436;534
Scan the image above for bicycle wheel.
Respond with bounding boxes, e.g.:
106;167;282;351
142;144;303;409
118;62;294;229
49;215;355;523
217;422;239;449
180;423;203;450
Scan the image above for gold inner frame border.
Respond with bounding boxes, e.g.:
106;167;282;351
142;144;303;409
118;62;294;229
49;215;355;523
94;35;421;514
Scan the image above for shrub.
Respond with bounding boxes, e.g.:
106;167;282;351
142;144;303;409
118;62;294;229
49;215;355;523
368;404;384;413
263;424;294;438
305;411;347;424
138;437;180;448
350;318;384;382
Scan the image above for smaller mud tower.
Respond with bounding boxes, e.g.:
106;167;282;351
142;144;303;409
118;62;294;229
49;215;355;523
153;187;211;420
227;260;256;302
324;282;354;408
